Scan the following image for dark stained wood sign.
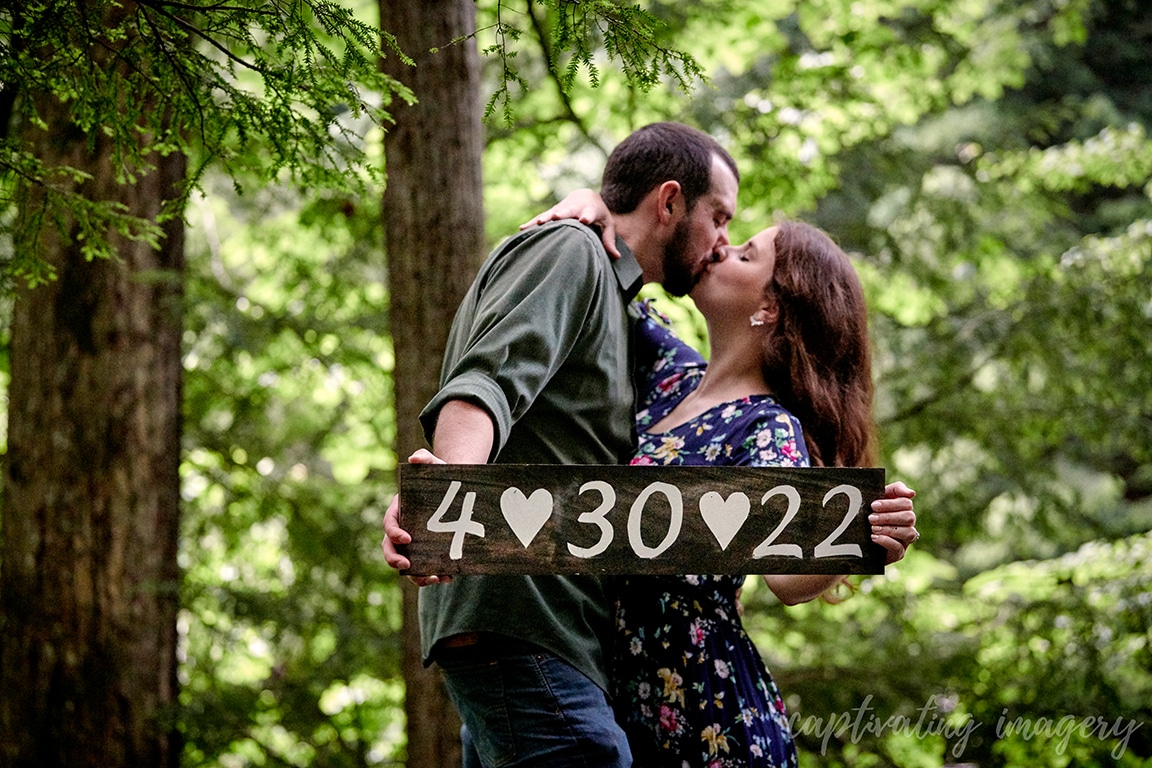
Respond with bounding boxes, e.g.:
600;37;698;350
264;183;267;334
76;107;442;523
398;464;886;576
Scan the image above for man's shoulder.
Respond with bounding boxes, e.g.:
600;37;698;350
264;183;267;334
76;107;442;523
499;219;605;258
479;220;613;286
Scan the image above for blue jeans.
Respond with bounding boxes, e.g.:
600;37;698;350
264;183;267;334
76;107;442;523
435;636;631;768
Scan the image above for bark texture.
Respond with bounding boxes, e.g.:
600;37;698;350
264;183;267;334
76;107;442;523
0;140;184;768
378;1;486;765
0;15;185;768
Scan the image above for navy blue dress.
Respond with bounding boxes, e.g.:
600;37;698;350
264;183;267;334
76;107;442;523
611;303;806;767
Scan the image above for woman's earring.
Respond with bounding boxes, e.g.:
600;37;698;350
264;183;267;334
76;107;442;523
750;315;765;327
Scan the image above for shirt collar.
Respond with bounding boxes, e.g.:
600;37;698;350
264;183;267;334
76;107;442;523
611;237;644;300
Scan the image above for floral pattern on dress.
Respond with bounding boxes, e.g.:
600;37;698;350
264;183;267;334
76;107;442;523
611;302;807;768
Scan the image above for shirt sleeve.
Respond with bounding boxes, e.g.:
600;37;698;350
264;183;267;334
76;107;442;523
632;300;706;409
421;222;610;460
735;406;811;468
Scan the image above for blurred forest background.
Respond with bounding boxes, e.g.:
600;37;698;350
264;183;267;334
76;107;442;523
1;1;1150;767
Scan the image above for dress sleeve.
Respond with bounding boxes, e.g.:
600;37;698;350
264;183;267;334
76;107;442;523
632;300;706;409
421;223;608;459
733;404;811;468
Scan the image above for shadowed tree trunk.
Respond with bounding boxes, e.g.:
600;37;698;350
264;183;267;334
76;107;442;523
378;1;486;765
0;46;185;768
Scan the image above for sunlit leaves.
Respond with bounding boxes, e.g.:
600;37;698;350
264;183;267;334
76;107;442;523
980;123;1152;193
0;147;168;286
20;0;1142;765
179;177;404;765
477;0;705;125
742;533;1152;766
473;3;1152;765
0;0;406;284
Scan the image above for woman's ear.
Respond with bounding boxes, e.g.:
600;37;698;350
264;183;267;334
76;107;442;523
752;304;778;327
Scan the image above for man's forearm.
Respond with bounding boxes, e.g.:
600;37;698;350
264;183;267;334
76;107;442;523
431;399;496;464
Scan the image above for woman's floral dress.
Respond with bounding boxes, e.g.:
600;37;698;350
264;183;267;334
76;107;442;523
610;303;806;768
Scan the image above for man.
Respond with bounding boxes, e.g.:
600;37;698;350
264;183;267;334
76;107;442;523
382;122;739;767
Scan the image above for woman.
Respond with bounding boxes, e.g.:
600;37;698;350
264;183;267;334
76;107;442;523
530;194;918;767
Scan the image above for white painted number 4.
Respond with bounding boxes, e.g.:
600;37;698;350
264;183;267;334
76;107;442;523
426;480;486;560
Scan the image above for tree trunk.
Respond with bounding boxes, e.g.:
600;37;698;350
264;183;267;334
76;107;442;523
0;49;185;768
378;1;486;765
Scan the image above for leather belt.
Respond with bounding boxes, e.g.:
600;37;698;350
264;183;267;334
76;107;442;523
440;632;482;649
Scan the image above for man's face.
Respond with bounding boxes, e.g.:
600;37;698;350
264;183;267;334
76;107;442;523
660;155;738;297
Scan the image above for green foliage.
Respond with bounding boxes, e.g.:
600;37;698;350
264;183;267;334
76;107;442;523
179;178;405;765
5;0;1149;765
0;0;405;283
465;1;1152;766
0;147;166;285
476;0;705;125
740;531;1152;767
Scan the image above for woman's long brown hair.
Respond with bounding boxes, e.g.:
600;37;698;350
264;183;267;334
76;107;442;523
758;221;878;468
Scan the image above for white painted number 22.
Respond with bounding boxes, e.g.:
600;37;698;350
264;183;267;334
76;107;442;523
752;483;863;559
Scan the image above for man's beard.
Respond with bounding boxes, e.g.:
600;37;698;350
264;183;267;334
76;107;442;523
661;216;704;297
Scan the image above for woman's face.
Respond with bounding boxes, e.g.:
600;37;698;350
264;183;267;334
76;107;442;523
691;225;779;324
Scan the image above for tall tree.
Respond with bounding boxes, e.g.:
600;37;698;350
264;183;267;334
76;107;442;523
377;2;485;764
0;2;706;763
0;6;185;762
0;2;392;765
376;3;711;762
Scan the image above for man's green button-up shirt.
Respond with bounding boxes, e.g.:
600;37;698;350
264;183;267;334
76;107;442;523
417;220;643;692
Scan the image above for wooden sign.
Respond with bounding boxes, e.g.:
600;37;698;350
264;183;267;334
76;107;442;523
398;464;887;576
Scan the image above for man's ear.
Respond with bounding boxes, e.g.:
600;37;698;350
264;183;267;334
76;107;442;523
654;180;683;224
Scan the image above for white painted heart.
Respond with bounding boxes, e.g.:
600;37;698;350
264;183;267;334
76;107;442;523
500;487;554;548
698;491;750;550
